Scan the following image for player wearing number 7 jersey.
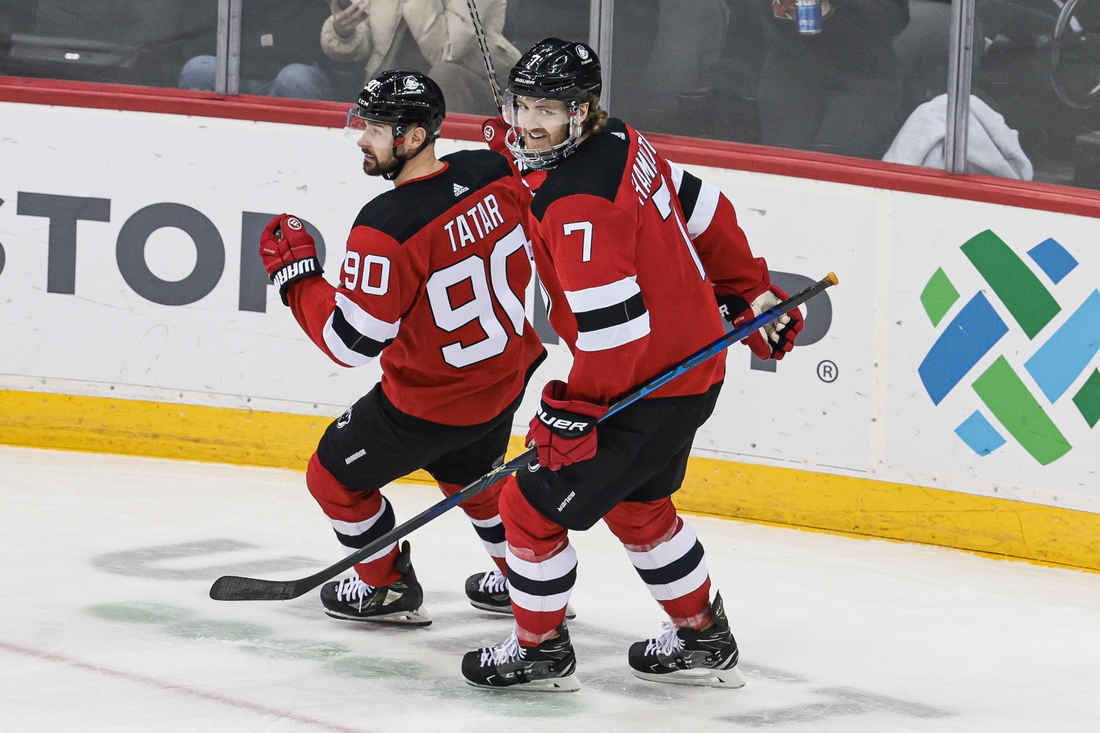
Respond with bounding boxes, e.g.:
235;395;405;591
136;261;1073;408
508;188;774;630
460;39;804;691
258;70;546;627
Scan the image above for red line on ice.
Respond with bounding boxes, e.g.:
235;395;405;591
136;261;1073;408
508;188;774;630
0;639;372;733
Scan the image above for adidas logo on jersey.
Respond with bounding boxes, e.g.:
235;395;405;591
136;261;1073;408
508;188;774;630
453;183;470;196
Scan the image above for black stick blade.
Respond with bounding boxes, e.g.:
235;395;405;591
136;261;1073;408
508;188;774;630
209;575;302;601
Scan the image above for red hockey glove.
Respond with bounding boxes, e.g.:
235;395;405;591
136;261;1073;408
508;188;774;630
482;116;509;155
526;380;608;471
718;285;805;360
259;214;322;305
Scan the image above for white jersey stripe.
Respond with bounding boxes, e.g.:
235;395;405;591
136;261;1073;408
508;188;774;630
334;293;401;343
323;317;373;367
686;179;720;239
480;540;507;558
505;543;577;581
326;498;390;537
339;540;396;565
670;163;685;191
563;276;641;313
642;559;710;601
468;515;503;528
624;521;699;570
574;311;651;352
508;586;573;613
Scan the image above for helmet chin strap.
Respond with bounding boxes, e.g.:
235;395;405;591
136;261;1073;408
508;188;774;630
382;125;429;181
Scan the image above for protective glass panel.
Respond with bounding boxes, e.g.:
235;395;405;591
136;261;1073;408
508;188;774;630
601;0;957;171
236;2;351;102
973;0;1100;187
313;0;511;112
0;0;218;89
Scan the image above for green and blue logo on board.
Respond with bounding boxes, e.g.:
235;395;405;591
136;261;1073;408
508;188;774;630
919;230;1100;465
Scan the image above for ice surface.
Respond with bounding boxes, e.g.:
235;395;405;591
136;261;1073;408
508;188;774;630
2;445;1099;732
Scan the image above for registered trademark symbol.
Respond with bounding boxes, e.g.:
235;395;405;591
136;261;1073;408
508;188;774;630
817;360;838;383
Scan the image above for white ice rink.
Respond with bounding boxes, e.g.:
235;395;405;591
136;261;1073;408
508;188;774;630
3;444;1100;732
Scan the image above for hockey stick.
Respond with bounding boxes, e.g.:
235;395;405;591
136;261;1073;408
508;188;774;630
209;272;839;602
465;0;503;112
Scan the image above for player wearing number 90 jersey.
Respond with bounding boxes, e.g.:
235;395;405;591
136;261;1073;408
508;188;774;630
259;71;545;628
292;148;544;426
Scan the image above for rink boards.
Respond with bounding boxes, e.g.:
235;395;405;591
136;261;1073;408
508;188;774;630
2;95;1100;571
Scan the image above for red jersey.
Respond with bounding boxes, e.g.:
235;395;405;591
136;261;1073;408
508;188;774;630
527;119;770;406
286;149;546;426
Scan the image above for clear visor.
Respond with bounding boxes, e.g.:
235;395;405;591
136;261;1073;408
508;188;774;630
502;92;574;131
344;108;396;145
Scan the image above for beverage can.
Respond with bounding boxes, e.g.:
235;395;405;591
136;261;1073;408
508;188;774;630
796;0;823;34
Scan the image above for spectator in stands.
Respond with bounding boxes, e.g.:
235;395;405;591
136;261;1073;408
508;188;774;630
321;0;519;115
179;1;336;100
756;0;910;159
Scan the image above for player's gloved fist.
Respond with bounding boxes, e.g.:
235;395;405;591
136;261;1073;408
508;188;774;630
526;380;608;471
481;116;509;154
259;214;322;305
718;285;805;360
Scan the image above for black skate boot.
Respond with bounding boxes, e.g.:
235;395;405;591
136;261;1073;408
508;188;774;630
628;592;745;688
319;541;432;626
462;623;581;692
464;569;577;619
465;569;511;613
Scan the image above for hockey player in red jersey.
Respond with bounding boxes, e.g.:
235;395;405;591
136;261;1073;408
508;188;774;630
461;40;804;689
259;70;546;626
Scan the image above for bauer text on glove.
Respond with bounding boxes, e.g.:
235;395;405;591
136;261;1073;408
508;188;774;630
526;380;608;471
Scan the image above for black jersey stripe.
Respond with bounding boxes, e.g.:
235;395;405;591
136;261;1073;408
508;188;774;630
332;307;392;358
332;499;396;549
676;171;703;224
574;292;647;333
472;522;506;545
633;540;705;587
506;566;578;598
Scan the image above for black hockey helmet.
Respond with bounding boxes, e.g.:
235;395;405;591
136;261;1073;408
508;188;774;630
348;69;446;142
508;38;602;101
503;39;602;169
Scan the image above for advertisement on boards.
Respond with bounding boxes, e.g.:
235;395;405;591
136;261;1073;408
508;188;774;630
2;101;1098;515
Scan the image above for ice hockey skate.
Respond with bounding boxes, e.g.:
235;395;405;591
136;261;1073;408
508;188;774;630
628;592;745;688
464;569;577;619
461;623;581;692
319;541;432;626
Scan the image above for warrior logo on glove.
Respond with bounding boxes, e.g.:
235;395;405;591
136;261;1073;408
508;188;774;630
259;213;323;305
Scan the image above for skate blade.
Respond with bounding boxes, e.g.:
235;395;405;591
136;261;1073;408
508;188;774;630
325;607;433;627
466;673;582;693
631;664;746;689
469;602;577;620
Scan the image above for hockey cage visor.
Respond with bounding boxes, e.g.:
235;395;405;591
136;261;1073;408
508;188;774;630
502;92;586;170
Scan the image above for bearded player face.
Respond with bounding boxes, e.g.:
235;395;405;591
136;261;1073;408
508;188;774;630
512;97;571;151
356;121;403;177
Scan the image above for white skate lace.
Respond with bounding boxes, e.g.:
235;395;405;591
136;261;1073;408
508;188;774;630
479;630;526;667
645;622;685;657
478;569;508;595
335;577;375;612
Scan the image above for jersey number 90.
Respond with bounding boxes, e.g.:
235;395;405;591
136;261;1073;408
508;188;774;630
426;223;529;368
